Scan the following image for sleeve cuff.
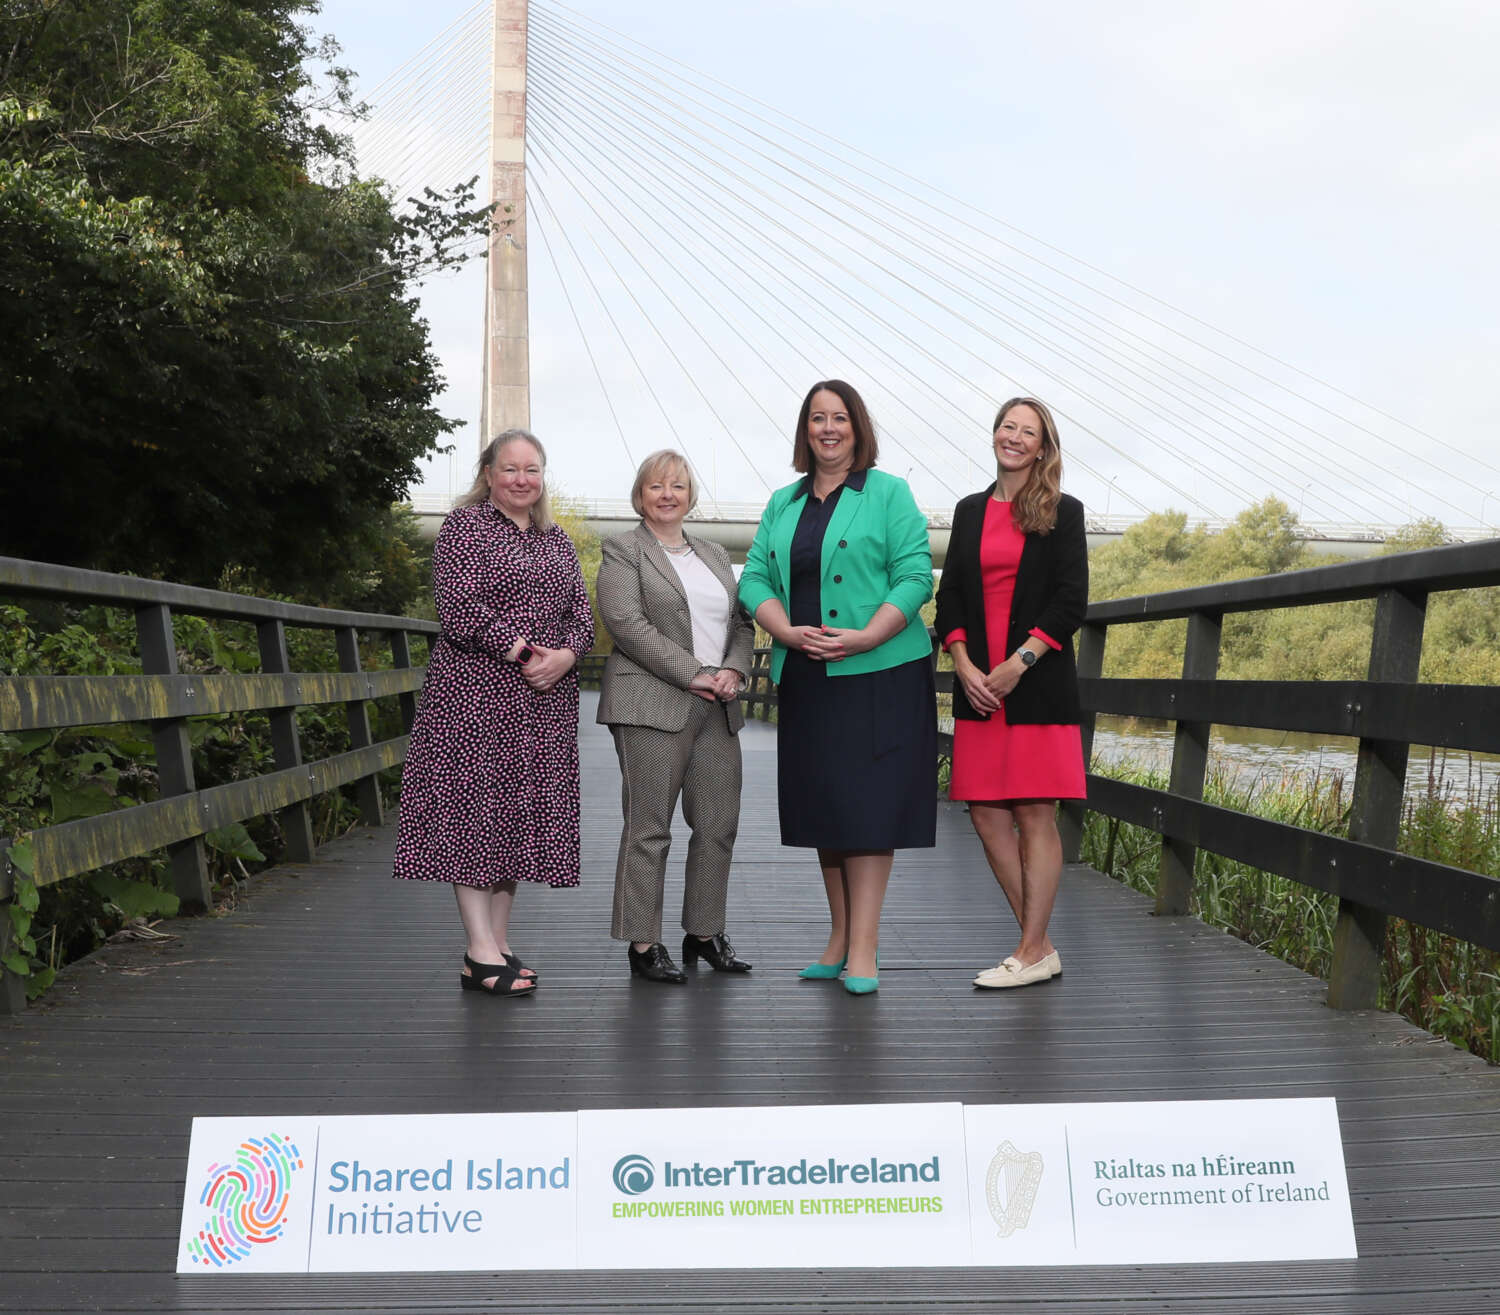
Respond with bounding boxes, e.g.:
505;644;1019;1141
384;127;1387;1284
1029;627;1063;651
943;628;967;651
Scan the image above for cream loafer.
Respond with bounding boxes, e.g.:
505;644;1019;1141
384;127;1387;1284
973;951;1061;989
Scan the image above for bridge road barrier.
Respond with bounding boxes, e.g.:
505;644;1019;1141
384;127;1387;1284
0;557;437;1013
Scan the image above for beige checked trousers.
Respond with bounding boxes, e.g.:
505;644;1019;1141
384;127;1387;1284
608;697;742;943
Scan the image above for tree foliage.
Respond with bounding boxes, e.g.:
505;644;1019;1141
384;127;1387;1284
0;0;494;608
1091;499;1500;684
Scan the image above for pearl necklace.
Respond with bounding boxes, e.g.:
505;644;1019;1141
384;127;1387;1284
653;535;692;556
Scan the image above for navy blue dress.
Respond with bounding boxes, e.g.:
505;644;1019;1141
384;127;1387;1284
775;476;937;850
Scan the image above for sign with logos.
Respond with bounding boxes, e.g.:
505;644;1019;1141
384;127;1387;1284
177;1098;1355;1273
176;1112;579;1273
962;1098;1356;1265
576;1102;972;1268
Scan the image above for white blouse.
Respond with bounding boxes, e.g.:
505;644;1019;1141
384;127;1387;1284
664;548;732;668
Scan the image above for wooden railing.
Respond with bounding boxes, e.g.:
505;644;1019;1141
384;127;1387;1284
0;558;437;1012
1060;537;1500;1010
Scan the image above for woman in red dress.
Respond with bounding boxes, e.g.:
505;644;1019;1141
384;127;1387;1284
934;398;1088;989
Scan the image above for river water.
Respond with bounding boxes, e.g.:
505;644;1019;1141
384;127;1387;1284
1090;715;1500;805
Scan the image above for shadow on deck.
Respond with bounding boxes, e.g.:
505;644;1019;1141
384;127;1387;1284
2;694;1497;1312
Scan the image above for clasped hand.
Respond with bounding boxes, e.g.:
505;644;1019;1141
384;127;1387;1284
956;654;1022;713
789;624;873;663
518;642;575;692
689;669;742;702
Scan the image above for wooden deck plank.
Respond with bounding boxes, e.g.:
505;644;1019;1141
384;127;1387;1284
2;695;1496;1312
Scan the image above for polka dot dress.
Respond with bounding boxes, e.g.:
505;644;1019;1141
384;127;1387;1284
392;502;596;888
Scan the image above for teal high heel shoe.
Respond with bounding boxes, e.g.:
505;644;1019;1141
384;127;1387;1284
798;956;846;980
843;951;879;994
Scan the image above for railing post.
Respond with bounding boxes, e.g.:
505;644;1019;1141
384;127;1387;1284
256;619;315;863
336;627;384;826
1328;586;1427;1009
0;847;24;1012
389;630;419;733
1155;610;1222;915
1060;622;1106;863
135;603;213;910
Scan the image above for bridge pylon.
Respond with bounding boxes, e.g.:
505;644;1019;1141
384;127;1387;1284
479;0;529;448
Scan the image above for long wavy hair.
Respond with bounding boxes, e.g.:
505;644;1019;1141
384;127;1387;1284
994;397;1062;535
452;429;554;532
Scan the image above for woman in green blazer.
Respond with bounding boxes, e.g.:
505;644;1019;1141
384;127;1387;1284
739;380;937;995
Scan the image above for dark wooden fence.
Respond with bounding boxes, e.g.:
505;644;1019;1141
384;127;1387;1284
11;538;1500;1017
1061;537;1500;1011
0;557;438;1012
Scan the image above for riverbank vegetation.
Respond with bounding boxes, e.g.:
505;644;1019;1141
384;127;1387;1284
1080;756;1500;1063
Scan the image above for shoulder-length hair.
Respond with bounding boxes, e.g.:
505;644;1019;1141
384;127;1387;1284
452;429;554;532
629;449;699;517
791;379;879;474
995;397;1063;536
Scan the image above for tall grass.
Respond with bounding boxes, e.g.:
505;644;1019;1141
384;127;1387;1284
1081;758;1500;1064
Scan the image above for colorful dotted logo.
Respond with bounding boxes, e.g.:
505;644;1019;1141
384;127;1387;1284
186;1133;304;1267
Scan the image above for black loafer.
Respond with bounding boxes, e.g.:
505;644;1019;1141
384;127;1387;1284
682;932;752;973
628;943;687;984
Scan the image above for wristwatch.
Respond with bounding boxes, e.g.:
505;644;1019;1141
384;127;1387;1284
1014;648;1037;669
516;645;535;665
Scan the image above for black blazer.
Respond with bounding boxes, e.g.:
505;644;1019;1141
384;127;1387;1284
934;488;1088;724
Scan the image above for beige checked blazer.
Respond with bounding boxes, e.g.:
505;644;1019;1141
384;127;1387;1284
596;524;755;734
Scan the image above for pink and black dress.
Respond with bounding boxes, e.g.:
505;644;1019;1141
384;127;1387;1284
934;490;1089;803
392;502;595;888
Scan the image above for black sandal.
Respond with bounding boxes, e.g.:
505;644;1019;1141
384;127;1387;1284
503;952;538;980
461;953;536;997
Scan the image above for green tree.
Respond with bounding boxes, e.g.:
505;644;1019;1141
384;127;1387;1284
0;0;493;607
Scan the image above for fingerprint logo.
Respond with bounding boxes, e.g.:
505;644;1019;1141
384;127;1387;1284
185;1133;304;1268
612;1153;655;1195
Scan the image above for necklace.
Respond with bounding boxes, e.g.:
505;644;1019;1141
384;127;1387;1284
653;535;692;556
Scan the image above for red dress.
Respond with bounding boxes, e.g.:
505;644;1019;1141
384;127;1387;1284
948;498;1086;802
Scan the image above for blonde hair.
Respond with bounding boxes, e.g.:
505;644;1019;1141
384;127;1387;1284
452;429;554;532
630;449;698;517
993;398;1062;536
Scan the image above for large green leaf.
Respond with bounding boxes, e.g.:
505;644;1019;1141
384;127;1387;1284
87;873;179;921
205;822;266;863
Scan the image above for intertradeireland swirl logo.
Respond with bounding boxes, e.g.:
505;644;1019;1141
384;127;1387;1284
185;1133;305;1268
612;1153;655;1195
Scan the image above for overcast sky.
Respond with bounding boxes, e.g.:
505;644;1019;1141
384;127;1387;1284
311;0;1500;528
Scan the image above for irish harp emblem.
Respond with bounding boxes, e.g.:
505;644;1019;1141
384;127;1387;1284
985;1140;1043;1237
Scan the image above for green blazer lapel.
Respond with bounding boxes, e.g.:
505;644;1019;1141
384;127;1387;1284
820;477;867;574
769;486;805;600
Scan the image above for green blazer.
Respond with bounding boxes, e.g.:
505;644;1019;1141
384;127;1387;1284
738;468;934;683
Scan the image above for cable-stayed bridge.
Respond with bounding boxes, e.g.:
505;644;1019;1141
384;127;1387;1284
348;0;1497;545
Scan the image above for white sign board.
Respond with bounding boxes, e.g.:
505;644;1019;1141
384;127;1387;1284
963;1098;1356;1265
177;1098;1355;1273
177;1112;578;1273
575;1102;972;1268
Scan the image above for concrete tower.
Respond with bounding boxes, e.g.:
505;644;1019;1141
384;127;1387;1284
480;0;528;447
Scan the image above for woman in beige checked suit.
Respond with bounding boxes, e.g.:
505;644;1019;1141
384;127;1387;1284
597;451;757;983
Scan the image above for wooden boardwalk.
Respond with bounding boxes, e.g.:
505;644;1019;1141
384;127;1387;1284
3;693;1498;1312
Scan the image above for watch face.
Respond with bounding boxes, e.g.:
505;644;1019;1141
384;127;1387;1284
518;646;535;664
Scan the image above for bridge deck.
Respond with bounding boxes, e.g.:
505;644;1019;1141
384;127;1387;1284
3;694;1498;1312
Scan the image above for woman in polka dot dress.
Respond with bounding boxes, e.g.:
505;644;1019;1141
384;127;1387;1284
393;429;595;996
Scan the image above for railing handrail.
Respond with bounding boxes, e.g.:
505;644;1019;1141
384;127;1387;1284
1087;535;1500;623
0;557;433;1009
0;556;441;634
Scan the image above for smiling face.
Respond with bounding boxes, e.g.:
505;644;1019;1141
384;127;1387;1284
485;438;544;526
993;403;1045;480
639;460;691;538
806;388;856;478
